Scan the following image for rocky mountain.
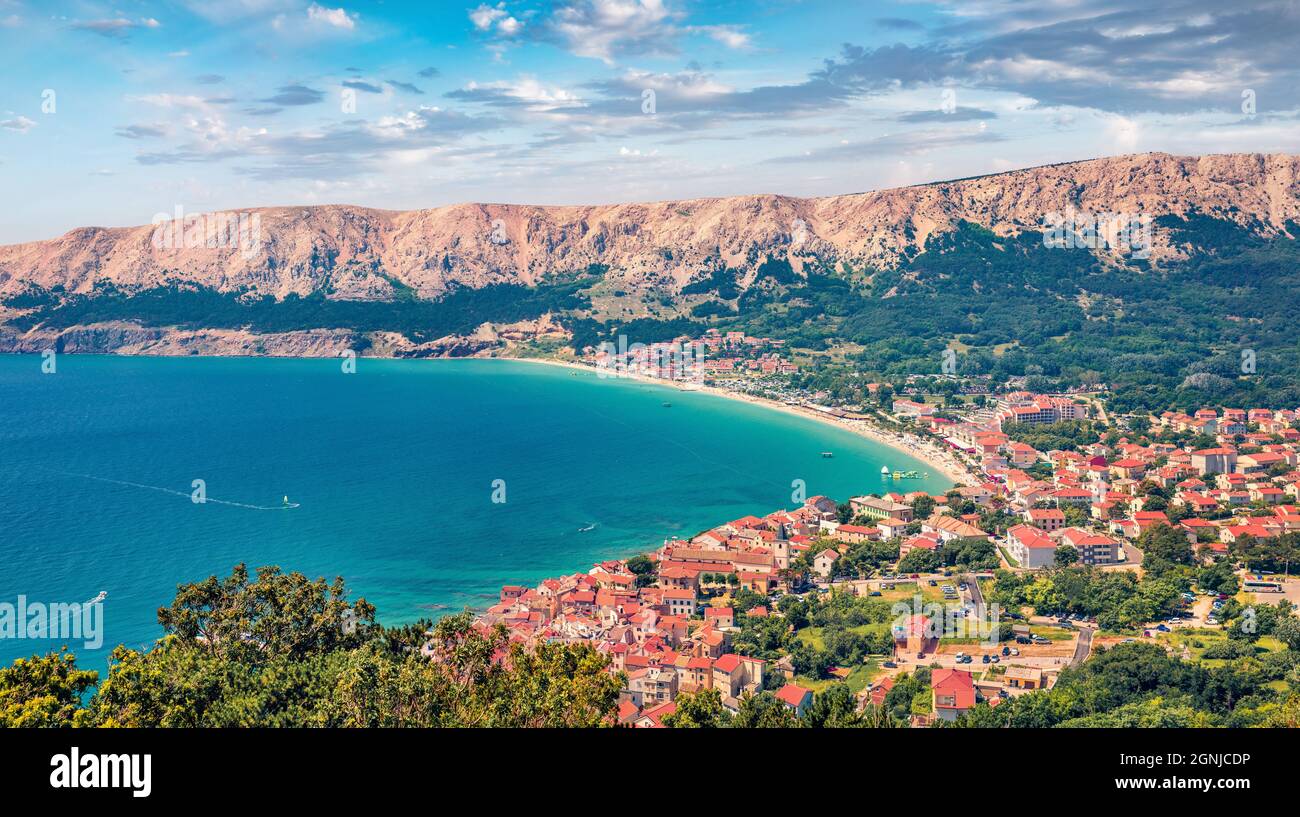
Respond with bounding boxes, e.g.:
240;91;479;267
2;152;1298;305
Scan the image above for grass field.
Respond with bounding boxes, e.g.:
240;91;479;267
1155;628;1284;666
795;658;883;694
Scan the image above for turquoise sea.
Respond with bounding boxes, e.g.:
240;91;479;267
0;355;948;669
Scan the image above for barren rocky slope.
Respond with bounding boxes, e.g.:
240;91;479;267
2;152;1297;304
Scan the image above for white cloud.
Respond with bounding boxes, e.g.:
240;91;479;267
69;17;163;37
699;25;750;50
548;0;680;63
306;3;356;30
469;3;522;37
0;115;36;133
125;93;211;109
470;3;506;30
1102;114;1141;152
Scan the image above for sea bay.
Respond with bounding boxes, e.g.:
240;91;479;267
0;354;947;668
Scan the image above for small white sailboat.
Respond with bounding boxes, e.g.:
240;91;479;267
578;523;597;533
880;465;890;476
86;591;107;606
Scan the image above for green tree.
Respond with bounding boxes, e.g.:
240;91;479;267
663;688;732;728
732;691;801;728
68;565;624;728
0;650;98;728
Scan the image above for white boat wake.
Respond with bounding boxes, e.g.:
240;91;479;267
42;469;300;510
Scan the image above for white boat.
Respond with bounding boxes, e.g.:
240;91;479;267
880;465;890;476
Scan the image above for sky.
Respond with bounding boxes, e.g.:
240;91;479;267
1;0;1299;243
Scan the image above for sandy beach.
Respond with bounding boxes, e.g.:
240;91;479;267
510;355;979;490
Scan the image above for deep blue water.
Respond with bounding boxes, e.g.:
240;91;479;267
0;355;946;669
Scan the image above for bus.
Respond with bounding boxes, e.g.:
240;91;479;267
1243;579;1283;593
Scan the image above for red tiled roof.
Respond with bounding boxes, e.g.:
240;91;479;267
931;668;975;710
775;684;812;708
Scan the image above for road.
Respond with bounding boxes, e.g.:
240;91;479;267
962;573;986;617
1069;626;1093;666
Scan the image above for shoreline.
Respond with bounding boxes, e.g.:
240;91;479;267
5;348;976;490
508;355;978;490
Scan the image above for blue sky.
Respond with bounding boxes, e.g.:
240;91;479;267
1;0;1298;242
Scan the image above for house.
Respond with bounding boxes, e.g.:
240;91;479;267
1005;524;1056;569
851;496;914;522
1058;527;1122;565
1191;448;1237;476
624;666;678;708
616;700;640;726
1109;458;1148;480
1238;452;1291;475
899;532;941;558
1003;665;1046;690
712;653;766;709
1006;442;1040;467
864;677;894;710
1250;485;1286;505
876;517;912;540
703;607;735;630
892;399;935;418
1051;487;1093;508
892;614;938;656
675;655;715;692
931;668;976;722
775;683;813;716
812;548;839;579
1025;508;1066;532
921;513;988;543
662;588;697;618
832;523;879;544
633;701;677;728
1177;492;1219;514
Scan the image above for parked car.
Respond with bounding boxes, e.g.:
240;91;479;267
981;654;990;664
1009;648;1020;656
1001;646;1010;656
990;656;999;663
868;591;882;597
882;661;898;668
1156;624;1170;632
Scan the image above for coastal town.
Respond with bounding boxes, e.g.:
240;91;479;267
476;359;1300;726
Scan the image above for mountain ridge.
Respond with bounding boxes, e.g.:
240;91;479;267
3;152;1298;305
